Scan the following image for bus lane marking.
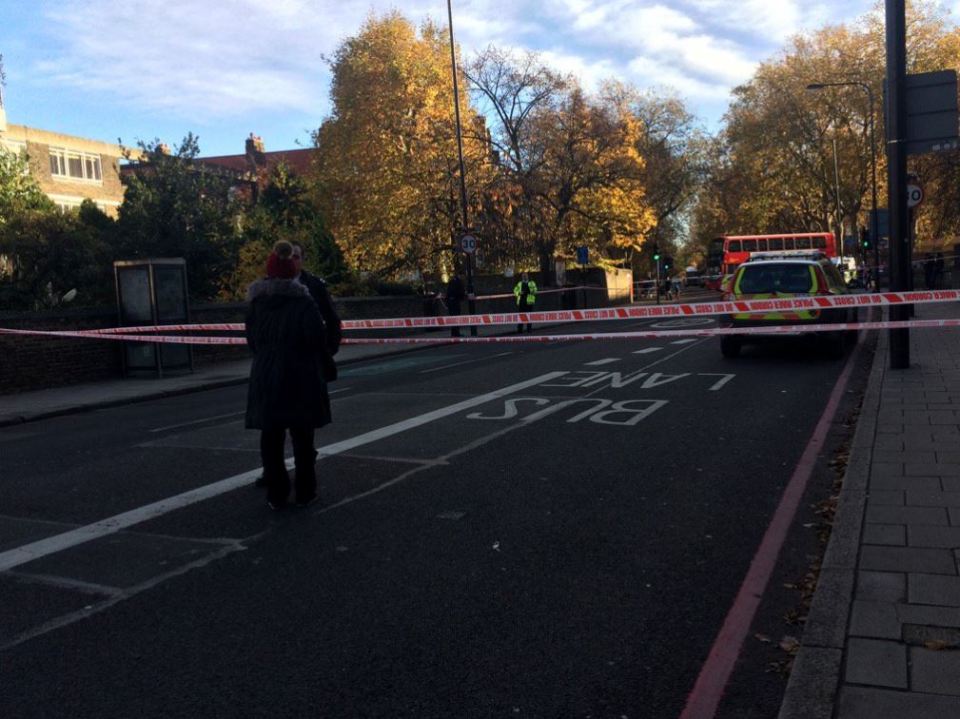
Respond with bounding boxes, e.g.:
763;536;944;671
0;371;568;574
467;397;668;426
585;358;620;366
632;348;662;354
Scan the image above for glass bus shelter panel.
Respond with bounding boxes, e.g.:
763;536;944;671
116;266;158;373
113;259;192;377
154;265;191;371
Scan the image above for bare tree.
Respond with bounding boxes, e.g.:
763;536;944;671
466;47;566;177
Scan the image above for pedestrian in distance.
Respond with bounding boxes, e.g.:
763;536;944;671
661;275;673;301
513;271;537;333
245;240;333;510
445;273;466;337
292;242;342;362
924;254;936;290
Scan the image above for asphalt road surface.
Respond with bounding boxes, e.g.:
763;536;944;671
0;315;874;718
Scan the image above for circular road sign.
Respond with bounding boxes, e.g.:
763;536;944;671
907;184;924;208
460;234;477;254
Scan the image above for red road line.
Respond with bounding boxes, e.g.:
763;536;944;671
678;335;862;719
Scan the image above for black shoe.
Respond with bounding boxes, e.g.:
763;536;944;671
267;499;288;510
254;474;267;488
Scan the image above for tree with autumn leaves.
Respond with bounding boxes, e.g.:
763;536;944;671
692;0;960;263
313;12;494;287
314;14;676;285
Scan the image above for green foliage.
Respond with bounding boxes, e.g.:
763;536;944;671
117;134;242;301
0;203;115;310
224;162;347;299
0;147;55;221
0;148;118;310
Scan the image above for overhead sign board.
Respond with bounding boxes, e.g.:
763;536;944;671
899;70;959;155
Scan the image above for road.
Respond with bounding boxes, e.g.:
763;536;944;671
0;314;874;718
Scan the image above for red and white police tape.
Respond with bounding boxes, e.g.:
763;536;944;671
1;289;957;345
1;318;959;346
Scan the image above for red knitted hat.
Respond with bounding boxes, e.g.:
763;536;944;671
266;251;297;279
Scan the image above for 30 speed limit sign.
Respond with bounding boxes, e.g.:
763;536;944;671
907;184;924;208
460;234;478;254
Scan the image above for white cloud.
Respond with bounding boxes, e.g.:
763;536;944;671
30;0;887;130
536;50;620;91
40;0;343;118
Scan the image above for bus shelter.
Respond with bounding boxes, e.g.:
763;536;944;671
113;258;192;377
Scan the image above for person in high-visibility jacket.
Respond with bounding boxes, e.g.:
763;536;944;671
513;272;537;333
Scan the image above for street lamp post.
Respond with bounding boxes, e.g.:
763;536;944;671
832;137;843;263
445;0;477;336
806;81;879;288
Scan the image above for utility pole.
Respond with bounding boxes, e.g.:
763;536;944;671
832;137;843;263
446;0;477;336
886;0;910;368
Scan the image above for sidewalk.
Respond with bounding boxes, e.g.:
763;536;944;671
781;299;960;718
0;334;452;427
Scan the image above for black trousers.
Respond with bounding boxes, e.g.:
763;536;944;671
448;300;462;337
260;426;317;505
517;303;533;332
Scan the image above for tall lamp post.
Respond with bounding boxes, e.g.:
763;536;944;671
445;0;477;336
832;137;843;263
806;81;879;287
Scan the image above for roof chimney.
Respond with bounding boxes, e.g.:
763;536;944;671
245;132;266;172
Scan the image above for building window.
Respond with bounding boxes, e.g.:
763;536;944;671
48;147;102;183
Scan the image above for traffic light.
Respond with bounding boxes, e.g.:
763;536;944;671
860;227;870;249
652;245;661;261
663;255;673;272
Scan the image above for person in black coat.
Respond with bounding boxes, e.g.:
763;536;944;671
246;240;332;509
292;242;342;357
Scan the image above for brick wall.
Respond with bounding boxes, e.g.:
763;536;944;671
0;307;121;394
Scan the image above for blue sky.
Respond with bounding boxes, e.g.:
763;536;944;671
0;0;946;157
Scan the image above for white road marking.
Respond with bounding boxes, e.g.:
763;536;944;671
420;359;481;374
419;350;514;374
0;371;567;573
671;339;697;345
632;347;662;354
585;358;620;366
7;571;124;597
651;318;715;328
149;411;245;433
698;373;736;391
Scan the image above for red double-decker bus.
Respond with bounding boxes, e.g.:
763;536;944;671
706;233;837;278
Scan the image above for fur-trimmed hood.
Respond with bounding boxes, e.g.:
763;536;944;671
246;277;311;303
